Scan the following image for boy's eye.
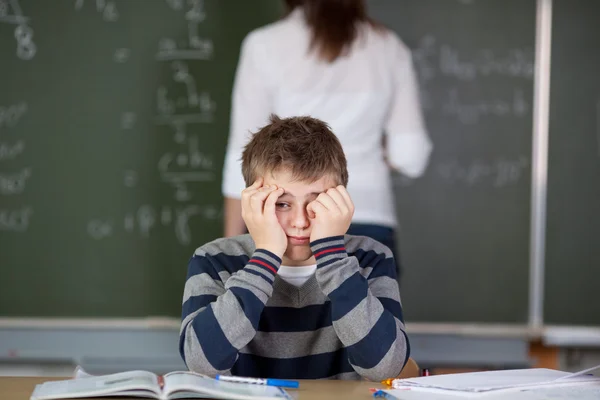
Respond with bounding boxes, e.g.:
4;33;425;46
275;202;290;209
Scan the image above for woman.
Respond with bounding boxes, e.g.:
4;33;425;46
222;0;432;279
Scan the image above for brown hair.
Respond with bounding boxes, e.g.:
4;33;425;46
241;115;348;187
284;0;380;63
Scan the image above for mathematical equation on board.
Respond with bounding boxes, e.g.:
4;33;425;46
73;0;213;62
82;0;218;246
0;101;31;233
410;35;534;125
87;204;221;246
0;0;36;60
393;156;530;188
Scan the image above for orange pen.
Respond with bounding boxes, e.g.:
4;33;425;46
380;378;394;386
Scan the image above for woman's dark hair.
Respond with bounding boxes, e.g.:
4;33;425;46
284;0;381;63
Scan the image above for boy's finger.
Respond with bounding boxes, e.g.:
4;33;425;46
250;187;277;213
336;185;354;209
326;189;348;213
249;177;263;189
306;202;316;219
242;187;259;199
307;200;327;216
264;188;283;217
316;193;340;213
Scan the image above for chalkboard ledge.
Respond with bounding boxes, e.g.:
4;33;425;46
0;318;180;330
0;318;543;338
407;323;542;339
544;326;600;347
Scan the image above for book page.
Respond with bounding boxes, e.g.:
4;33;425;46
163;372;291;400
31;371;162;400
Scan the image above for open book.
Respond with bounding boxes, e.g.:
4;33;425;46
30;369;292;400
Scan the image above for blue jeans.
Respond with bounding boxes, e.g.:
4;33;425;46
346;223;402;283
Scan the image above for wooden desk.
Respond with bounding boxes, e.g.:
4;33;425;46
0;377;385;400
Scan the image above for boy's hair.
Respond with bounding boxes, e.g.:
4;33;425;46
241;115;348;187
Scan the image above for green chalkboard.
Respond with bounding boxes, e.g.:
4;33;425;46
544;0;600;326
368;0;536;323
0;0;281;317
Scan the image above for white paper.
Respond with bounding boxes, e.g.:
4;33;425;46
521;383;600;400
382;382;600;400
393;368;600;393
554;363;600;380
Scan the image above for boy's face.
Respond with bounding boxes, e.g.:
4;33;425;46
262;168;338;266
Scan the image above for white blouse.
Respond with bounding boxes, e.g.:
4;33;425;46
222;8;433;227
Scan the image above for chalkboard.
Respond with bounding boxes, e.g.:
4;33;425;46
0;0;281;317
368;0;536;323
544;0;600;326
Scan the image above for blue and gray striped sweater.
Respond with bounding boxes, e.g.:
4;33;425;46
179;234;409;380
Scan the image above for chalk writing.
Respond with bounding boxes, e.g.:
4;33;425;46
120;112;136;129
0;102;27;128
0;1;36;60
93;204;220;245
156;38;213;61
75;0;118;22
410;35;533;118
158;137;214;173
157;121;215;201
123;170;138;187
440;46;534;81
155;62;215;122
127;205;156;238
165;0;184;10
442;88;529;124
0;167;31;195
412;35;534;82
0;206;32;232
158;0;213;60
437;157;529;187
87;219;113;239
113;48;130;63
154;112;213;125
0;140;25;160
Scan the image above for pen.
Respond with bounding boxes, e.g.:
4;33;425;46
215;375;299;389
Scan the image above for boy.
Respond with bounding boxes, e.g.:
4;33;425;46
180;115;409;380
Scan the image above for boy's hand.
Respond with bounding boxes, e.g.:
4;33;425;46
241;178;287;258
307;185;354;243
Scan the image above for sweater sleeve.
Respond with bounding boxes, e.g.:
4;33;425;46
383;32;433;178
311;236;410;381
222;31;273;199
179;248;281;375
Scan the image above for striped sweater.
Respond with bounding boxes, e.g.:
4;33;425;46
179;234;410;380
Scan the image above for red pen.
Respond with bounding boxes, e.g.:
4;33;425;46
421;368;430;376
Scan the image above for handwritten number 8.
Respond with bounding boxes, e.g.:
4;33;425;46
14;25;37;60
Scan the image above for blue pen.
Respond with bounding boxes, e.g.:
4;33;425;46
372;390;398;399
215;374;299;389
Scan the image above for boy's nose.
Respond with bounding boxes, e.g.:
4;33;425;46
291;208;309;229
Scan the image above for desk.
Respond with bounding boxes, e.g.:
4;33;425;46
0;377;385;400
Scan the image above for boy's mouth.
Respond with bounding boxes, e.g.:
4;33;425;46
287;235;310;245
